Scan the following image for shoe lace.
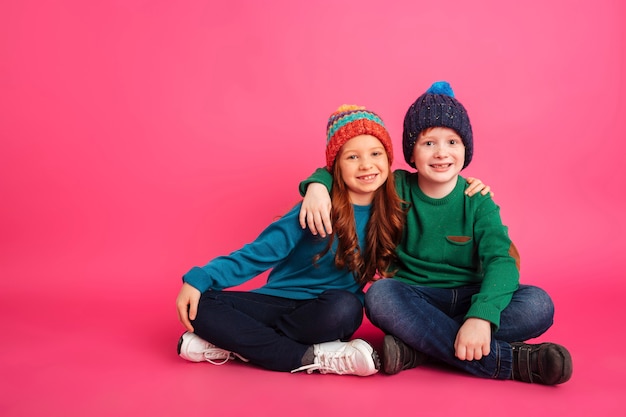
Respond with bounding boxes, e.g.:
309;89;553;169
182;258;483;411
202;348;233;365
203;347;249;365
291;350;357;375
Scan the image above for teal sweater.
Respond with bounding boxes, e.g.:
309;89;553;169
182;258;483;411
183;202;370;302
300;168;520;328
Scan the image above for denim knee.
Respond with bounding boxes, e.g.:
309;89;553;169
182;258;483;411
317;290;363;333
520;285;554;327
497;285;555;341
364;279;403;320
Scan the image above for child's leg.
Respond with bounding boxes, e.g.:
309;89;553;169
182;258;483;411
275;289;363;344
494;285;555;342
366;280;571;384
365;279;512;379
191;290;310;372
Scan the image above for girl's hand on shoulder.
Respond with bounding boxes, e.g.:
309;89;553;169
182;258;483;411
465;177;494;197
298;183;333;237
176;283;201;332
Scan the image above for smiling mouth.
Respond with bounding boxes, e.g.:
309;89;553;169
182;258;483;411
358;174;378;180
431;164;452;169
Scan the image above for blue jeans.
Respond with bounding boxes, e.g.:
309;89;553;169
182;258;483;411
364;279;554;379
191;289;363;372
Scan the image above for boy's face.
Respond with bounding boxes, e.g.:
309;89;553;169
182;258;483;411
411;127;465;195
337;134;389;206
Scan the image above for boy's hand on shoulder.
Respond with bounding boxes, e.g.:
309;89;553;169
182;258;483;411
299;182;333;237
454;318;492;361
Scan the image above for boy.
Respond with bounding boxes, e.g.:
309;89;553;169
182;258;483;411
299;82;572;385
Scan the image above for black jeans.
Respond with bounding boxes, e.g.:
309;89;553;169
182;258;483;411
191;289;364;372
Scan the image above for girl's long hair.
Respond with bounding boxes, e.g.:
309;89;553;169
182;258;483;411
314;158;406;286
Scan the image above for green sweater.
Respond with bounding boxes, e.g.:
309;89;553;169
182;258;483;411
300;168;520;329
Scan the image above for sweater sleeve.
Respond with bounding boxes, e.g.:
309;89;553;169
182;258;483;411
298;167;333;196
465;196;520;330
183;204;303;293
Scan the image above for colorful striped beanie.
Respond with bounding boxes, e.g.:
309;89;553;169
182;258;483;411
325;105;393;171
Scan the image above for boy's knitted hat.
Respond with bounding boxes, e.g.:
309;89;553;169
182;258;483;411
402;81;473;169
326;105;393;171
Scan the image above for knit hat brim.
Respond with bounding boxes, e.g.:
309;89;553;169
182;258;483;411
326;106;393;170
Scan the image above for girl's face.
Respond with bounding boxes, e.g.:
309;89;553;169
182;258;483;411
337;134;389;206
411;127;465;197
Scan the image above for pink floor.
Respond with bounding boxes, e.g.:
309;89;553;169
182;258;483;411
1;272;623;417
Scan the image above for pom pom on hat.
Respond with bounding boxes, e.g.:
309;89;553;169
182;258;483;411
402;81;473;169
426;81;455;97
325;105;393;171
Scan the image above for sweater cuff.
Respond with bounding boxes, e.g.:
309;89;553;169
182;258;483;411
182;266;212;293
465;303;501;331
298;167;333;196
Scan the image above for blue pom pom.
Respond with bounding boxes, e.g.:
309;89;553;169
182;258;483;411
426;81;454;98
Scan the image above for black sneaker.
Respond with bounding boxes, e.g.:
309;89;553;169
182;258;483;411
511;342;573;385
382;334;428;375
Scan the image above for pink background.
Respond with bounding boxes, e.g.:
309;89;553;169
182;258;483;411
1;0;625;416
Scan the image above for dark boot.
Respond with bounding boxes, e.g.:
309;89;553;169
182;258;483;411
382;335;428;375
510;342;573;385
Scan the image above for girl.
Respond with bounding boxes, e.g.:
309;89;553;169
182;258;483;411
175;105;405;376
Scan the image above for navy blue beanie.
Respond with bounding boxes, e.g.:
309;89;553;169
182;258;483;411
402;81;473;169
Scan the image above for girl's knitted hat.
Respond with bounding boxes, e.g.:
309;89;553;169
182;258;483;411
402;81;473;169
325;105;393;171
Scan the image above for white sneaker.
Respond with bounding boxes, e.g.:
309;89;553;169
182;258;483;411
177;332;248;365
291;339;380;376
